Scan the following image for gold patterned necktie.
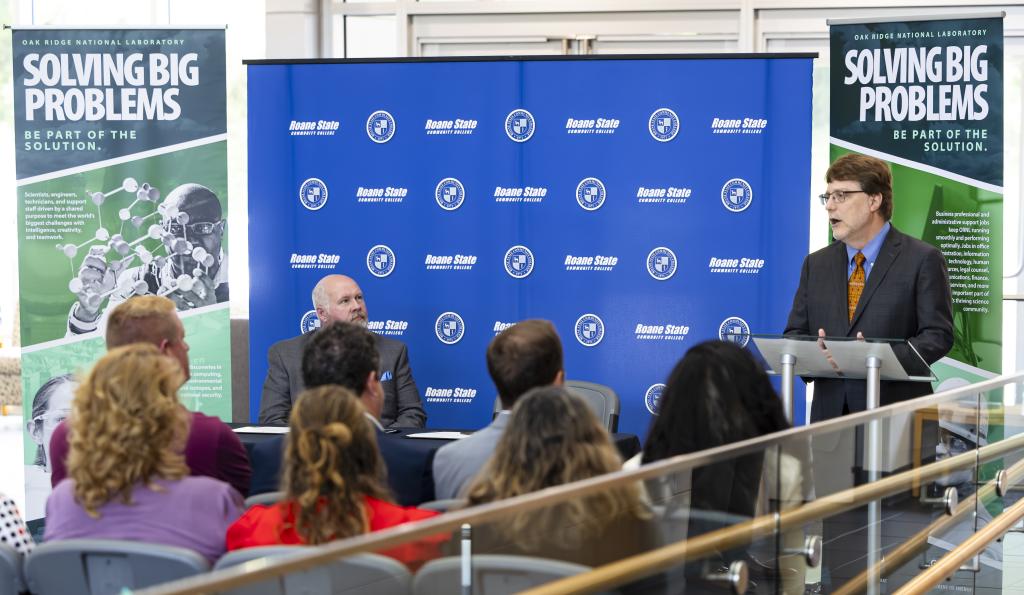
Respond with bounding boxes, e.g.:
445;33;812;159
848;252;866;322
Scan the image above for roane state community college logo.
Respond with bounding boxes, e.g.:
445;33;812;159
719;316;751;348
646;247;677;281
299;177;328;211
435;178;465;211
576;177;606;211
575;313;605;347
300;310;321;334
505;109;536;142
645;383;666;415
721;178;753;212
648;108;679;142
504;245;535;279
435;312;465;345
366;110;396;143
366;245;396;278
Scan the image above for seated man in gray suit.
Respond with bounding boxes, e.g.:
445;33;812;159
250;321;434;504
433;319;564;500
258;274;426;428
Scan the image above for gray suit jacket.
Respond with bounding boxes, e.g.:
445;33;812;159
258;331;426;428
432;411;510;500
785;227;954;421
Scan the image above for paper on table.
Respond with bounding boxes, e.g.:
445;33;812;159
233;426;290;434
405;431;471;440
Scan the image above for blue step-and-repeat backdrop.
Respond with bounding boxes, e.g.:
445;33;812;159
247;55;814;438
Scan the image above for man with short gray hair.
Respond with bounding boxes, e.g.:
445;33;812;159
258;274;425;428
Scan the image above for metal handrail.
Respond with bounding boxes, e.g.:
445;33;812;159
138;372;1024;594
834;458;1024;595
894;489;1024;594
521;431;1024;595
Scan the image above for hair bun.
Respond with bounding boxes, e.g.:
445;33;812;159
320;421;353;447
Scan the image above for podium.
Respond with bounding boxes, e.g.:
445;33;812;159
749;334;935;423
749;335;935;595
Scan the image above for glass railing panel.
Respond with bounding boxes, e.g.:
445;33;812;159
967;382;1024;594
136;373;1024;595
771;386;996;594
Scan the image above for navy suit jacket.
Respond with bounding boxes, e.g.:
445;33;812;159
785;227;954;421
258;331;426;428
247;426;436;506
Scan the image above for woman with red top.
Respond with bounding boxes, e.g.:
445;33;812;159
226;385;444;569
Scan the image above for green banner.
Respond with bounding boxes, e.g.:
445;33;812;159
829;13;1005;577
830;15;1003;381
12;28;230;520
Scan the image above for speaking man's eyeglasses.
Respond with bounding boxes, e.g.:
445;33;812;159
818;189;867;206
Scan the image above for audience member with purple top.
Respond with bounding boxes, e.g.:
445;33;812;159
44;343;242;563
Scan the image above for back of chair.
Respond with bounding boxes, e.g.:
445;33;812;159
0;542;24;595
491;380;620;432
244;491;285;508
25;539;209;595
413;555;591;595
417;499;466;513
214;546;411;595
565;381;620;432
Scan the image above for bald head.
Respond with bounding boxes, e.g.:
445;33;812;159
163;183;221;223
312;275;368;327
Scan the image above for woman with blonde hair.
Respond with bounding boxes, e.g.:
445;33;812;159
44;343;242;563
465;385;656;567
226;385;445;568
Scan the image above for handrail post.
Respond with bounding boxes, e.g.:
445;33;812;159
461;524;473;595
865;355;883;595
780;352;796;424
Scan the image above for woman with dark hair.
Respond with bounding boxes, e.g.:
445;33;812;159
640;340;806;594
226;385;445;569
464;386;656;567
643;340;789;466
641;339;790;518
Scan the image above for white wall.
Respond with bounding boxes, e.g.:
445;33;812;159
269;0;1024;383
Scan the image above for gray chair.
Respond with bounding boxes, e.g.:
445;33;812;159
417;499;466;513
0;542;24;595
492;380;621;432
24;539;209;595
244;490;285;508
413;555;591;595
213;546;411;595
565;380;620;432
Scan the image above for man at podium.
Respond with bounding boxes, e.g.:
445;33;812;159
785;153;954;422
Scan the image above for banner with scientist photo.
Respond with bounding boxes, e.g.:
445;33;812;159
830;13;1005;579
830;16;1003;383
11;27;230;521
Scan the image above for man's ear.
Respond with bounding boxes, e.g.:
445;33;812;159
869;193;883;213
553;370;565;386
26;419;42;444
315;306;327;323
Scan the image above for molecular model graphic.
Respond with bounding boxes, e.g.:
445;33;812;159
57;177;218;311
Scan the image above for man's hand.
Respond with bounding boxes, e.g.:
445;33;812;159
166;271;217;310
817;328;843;376
70;248;118;322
